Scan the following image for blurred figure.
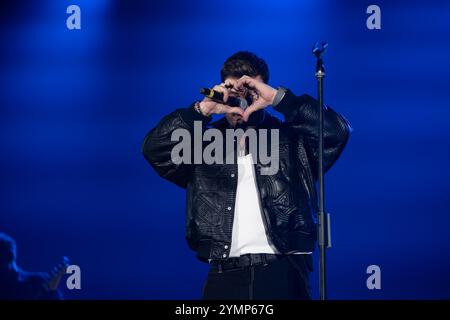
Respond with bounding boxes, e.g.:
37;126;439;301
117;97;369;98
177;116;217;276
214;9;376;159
0;232;63;300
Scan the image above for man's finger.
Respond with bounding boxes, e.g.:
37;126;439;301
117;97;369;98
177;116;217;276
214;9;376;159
237;75;256;90
243;105;257;122
212;84;229;102
224;79;238;90
215;104;243;116
224;106;244;116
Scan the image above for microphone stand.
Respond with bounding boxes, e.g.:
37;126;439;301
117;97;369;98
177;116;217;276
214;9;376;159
312;41;331;300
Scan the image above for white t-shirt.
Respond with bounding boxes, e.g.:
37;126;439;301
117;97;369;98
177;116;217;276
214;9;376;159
229;139;312;257
229;153;277;257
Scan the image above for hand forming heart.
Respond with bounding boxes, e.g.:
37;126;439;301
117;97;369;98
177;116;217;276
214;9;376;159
233;75;277;122
199;75;277;122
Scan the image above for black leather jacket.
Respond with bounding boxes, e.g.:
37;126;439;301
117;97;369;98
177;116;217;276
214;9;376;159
142;89;351;262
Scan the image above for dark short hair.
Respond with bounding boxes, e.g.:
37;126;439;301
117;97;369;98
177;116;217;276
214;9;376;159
0;233;16;264
221;51;269;83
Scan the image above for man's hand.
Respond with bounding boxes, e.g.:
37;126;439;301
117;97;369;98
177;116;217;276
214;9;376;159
198;83;244;117
236;75;277;122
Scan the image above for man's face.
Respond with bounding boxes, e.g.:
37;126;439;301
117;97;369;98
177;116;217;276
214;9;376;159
224;75;263;127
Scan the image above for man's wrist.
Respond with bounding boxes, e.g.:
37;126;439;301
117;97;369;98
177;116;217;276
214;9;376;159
197;101;211;116
272;87;287;107
179;102;212;126
194;101;207;116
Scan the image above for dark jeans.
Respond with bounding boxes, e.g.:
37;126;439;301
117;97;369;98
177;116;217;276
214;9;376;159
202;254;313;300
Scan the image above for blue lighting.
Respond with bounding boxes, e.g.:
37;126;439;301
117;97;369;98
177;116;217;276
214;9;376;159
1;0;450;299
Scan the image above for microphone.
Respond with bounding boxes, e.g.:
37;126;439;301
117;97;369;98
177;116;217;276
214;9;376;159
200;88;248;110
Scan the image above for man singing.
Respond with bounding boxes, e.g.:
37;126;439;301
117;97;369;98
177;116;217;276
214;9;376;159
142;51;351;299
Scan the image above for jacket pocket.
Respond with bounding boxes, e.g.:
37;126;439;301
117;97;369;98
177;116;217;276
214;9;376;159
195;193;223;227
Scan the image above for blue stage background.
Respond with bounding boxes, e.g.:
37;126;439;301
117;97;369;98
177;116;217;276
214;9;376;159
1;1;450;299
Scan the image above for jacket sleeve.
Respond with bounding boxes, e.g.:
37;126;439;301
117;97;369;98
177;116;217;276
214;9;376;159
141;103;212;188
273;89;352;180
